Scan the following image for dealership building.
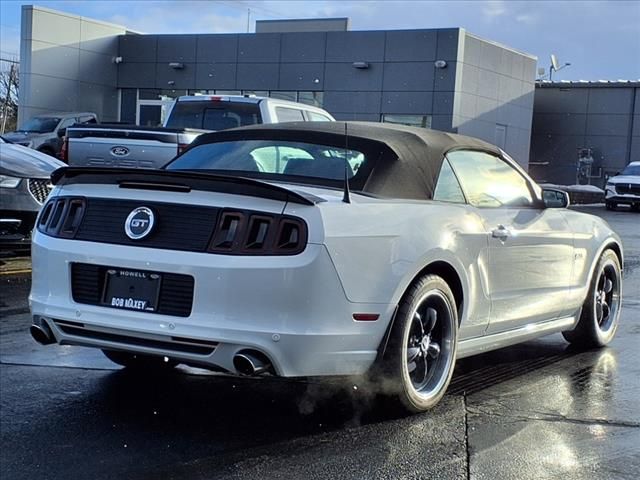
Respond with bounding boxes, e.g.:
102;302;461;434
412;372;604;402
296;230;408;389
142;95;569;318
18;5;537;166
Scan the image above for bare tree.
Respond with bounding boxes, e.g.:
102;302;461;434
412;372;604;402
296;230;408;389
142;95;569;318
0;58;19;134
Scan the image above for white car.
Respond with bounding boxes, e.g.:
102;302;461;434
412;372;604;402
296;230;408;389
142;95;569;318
30;122;624;412
605;161;640;211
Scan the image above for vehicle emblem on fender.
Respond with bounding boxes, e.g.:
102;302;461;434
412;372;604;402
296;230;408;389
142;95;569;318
111;146;130;157
125;207;155;240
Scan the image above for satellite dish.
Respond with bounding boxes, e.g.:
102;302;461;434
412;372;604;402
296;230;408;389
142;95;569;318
550;54;560;71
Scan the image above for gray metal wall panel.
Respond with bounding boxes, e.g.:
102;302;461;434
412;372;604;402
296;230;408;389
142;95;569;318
381;92;433;114
434;62;456;91
119;35;157;62
324;63;383;91
382;62;434;91
323;91;381;114
325;31;385;62
118;63;156;88
533;113;587;135
29;41;79;81
534;88;589;113
433;91;455;115
633;115;640;137
79;49;118;87
630;136;640;162
477;69;500;100
436;29;460;61
279;63;324;90
587;88;634;114
157;35;197;63
236;63;279;90
195;63;237;89
384;30;437;61
155;63;196;89
30;8;80;48
280;32;326;62
80;21;120;56
196;35;238;63
586;114;630;136
431;114;454;132
584;135;630;169
120;88;137;124
78;82;119;121
237;34;280;63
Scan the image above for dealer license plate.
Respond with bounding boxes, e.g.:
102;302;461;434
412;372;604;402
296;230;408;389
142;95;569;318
101;268;161;312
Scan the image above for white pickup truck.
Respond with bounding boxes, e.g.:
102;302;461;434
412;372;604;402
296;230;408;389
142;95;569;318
64;95;334;169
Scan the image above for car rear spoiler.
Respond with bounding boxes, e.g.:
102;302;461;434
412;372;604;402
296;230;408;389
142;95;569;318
51;167;322;206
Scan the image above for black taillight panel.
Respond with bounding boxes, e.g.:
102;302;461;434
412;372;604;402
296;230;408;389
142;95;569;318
37;197;86;239
209;209;307;256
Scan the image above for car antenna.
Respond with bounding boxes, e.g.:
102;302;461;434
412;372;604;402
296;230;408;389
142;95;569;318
342;122;351;204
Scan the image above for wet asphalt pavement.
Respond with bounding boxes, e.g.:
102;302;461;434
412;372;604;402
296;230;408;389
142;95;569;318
1;205;639;480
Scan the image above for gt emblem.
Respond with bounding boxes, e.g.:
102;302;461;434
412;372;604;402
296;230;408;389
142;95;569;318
111;146;130;156
125;207;155;240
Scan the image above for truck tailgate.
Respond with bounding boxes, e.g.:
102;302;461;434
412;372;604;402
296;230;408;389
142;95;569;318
66;126;183;169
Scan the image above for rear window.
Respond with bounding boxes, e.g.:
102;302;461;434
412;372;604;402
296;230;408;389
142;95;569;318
165;139;369;187
166;101;262;130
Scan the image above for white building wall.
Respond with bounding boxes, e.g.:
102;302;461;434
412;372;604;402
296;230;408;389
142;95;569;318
18;5;128;124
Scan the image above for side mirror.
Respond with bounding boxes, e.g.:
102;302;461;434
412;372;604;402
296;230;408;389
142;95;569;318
542;188;570;208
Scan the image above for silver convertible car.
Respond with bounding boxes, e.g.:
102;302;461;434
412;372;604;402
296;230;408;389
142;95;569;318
30;122;623;413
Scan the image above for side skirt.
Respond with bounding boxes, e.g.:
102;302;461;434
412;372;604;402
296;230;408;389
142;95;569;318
457;315;576;359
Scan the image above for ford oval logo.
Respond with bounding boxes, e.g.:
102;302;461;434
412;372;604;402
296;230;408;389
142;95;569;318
125;207;155;240
111;146;130;157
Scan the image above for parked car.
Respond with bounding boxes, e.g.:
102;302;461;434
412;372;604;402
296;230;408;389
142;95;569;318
605;161;640;211
64;95;335;169
3;112;97;158
29;122;623;413
0;136;64;249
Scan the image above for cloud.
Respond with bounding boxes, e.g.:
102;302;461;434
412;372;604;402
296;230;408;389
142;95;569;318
482;0;507;20
515;13;538;25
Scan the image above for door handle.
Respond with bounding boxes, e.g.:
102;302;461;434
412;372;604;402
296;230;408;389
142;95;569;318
491;225;511;240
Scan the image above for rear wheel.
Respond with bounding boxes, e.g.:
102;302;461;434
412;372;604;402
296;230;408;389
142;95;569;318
605;201;617;211
631;203;640;212
377;275;458;412
562;249;622;348
101;349;178;371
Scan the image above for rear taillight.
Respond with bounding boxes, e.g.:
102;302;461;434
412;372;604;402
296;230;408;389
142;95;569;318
37;197;86;238
58;136;68;163
209;210;307;256
176;143;190;156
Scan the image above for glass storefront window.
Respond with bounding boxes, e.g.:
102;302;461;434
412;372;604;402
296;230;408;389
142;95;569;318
382;114;432;129
269;91;297;102
139;89;185;100
297;91;324;107
242;90;269;97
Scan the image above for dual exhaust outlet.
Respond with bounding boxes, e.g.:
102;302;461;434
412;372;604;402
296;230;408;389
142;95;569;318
31;318;273;377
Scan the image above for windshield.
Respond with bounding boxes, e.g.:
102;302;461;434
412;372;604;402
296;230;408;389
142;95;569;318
166;139;366;185
19;117;61;133
165;101;262;130
620;164;640;176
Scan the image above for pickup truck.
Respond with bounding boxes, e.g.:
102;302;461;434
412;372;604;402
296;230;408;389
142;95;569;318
64;95;334;169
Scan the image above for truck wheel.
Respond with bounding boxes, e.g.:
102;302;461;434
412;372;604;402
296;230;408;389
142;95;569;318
102;349;178;371
605;202;617;211
377;274;458;412
562;249;622;348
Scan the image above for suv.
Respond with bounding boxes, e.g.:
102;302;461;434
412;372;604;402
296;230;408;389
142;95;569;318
605;161;640;211
65;96;334;169
3;112;97;157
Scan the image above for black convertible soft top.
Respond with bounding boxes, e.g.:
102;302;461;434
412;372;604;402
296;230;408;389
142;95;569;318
186;121;502;200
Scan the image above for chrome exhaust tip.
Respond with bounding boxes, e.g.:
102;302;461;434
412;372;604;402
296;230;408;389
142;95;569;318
233;351;272;376
30;321;55;345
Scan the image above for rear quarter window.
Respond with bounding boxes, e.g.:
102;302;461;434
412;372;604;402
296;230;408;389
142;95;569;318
275;107;305;122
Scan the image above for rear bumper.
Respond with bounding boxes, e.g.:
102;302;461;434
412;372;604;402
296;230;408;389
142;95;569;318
30;233;393;377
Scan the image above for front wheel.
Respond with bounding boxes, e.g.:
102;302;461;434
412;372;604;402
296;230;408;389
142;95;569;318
377;275;458;412
562;249;622;348
102;349;178;371
605;202;617;211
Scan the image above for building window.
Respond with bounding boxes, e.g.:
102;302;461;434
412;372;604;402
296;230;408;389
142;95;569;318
297;91;324;107
139;89;186;100
242;90;269;97
382;114;432;129
269;91;297;102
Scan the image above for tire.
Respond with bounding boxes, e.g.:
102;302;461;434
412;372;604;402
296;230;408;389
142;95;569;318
605;202;616;211
562;249;622;348
376;274;458;413
631;203;640;212
101;349;178;371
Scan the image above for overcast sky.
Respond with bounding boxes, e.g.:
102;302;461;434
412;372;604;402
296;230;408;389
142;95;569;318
1;0;639;80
